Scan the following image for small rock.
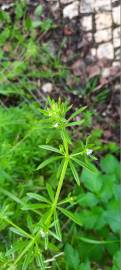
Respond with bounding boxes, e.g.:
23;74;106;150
1;3;14;10
95;29;112;43
87;64;100;78
91;48;97;57
113;6;120;25
98;58;110;68
114;38;120;48
80;0;94;13
63;1;79;19
97;43;114;59
101;68;110;78
100;77;108;85
64;25;73;36
82;16;92;31
86;32;93;42
115;48;120;60
110;65;120;76
94;0;111;11
112;62;120;67
42;83;53;93
113;27;120;48
71;60;85;76
104;130;112;138
95;13;112;30
60;0;73;3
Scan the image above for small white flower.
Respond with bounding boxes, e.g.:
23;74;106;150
54;123;58;128
40;229;46;238
86;148;93;156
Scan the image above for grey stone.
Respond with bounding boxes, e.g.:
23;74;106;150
113;27;120;47
102;67;110;77
63;1;79;18
97;43;114;59
80;0;94;13
42;83;53;93
60;0;73;3
95;29;112;43
82;16;92;31
113;6;120;25
95;13;112;30
94;0;111;11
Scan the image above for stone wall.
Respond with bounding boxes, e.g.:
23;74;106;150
49;0;120;80
62;0;120;63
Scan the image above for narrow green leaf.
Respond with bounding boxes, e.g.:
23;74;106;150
67;120;84;127
58;207;82;226
56;158;65;180
10;227;30;239
0;187;23;205
46;183;54;201
54;211;62;241
36;156;61;170
22;203;49;210
22;252;33;270
69;106;87;121
27;193;50;204
69;160;80;185
39;145;61;154
80;237;119;245
36;254;45;270
71;157;97;174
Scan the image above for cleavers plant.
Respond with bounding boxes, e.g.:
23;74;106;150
0;98;98;270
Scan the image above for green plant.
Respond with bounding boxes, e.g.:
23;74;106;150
0;99;120;269
0;99;97;269
0;3;68;101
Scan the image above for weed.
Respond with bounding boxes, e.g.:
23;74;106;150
0;99;120;269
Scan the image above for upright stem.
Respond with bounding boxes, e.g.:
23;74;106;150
53;158;69;207
45;130;69;228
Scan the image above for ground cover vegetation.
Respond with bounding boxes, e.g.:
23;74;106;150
0;1;120;270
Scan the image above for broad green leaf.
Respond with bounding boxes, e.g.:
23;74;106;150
64;243;80;270
36;156;61;170
78;207;106;230
39;145;61;154
99;174;117;202
34;5;43;16
32;20;41;28
112;251;121;270
79;260;91;270
100;154;120;179
103;201;120;233
58;207;83;226
81;169;102;193
69;160;80;185
77;192;98;207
